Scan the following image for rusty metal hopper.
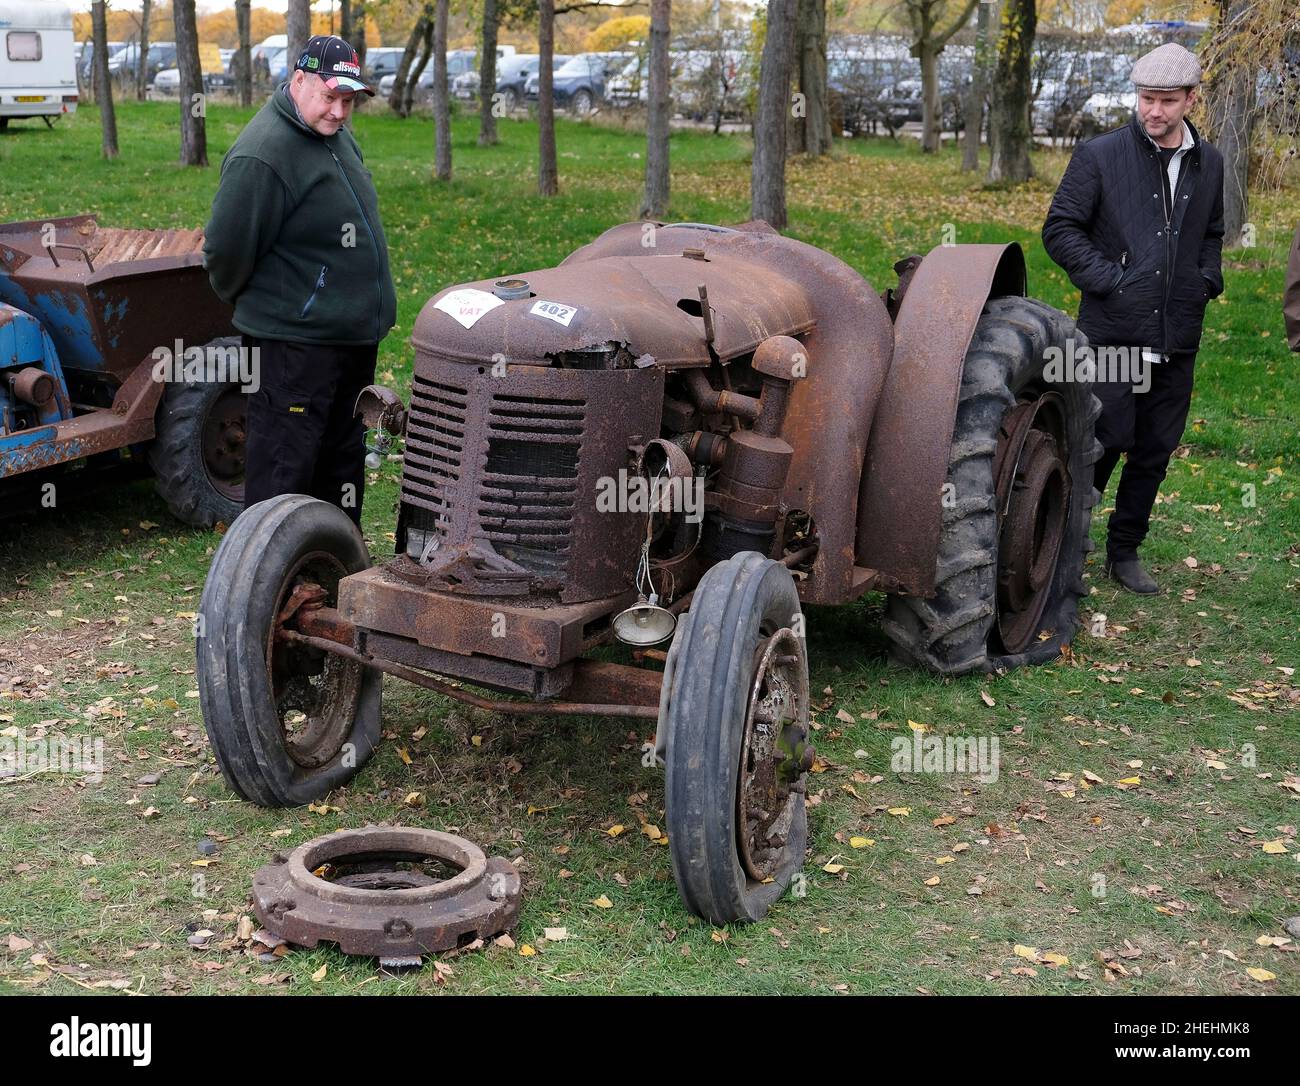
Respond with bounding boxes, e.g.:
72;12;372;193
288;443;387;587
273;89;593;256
0;214;234;383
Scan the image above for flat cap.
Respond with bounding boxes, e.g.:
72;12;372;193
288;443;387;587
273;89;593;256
1130;42;1201;90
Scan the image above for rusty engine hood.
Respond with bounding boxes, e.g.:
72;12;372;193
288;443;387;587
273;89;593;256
411;250;818;367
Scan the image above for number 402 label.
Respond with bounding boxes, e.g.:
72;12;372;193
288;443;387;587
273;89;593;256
529;300;578;327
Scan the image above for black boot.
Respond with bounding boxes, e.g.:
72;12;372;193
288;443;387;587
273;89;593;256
1105;557;1158;594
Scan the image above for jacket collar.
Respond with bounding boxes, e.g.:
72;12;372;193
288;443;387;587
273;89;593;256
1129;111;1201;159
272;82;327;140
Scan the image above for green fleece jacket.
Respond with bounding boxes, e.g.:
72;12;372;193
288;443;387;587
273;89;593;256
203;86;397;345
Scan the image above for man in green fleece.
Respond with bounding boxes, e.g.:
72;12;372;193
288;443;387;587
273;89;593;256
203;34;397;528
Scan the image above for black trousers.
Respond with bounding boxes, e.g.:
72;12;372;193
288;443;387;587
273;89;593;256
242;336;377;527
1092;348;1196;562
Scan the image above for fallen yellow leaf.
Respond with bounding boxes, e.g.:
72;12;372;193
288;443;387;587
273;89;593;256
888;807;910;817
396;747;412;766
606;824;625;838
592;895;613;909
1246;968;1276;982
519;944;537;957
932;814;956;827
822;862;844;874
849;836;873;849
1013;945;1039;960
1260;839;1288;855
311;963;327;982
934;856;955;865
907;719;930;733
924;876;940;886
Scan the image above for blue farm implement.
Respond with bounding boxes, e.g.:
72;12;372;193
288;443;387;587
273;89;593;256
0;215;244;525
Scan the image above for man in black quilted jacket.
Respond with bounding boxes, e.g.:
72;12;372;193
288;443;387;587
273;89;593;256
1043;42;1224;594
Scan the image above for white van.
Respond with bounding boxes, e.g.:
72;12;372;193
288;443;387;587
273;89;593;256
0;0;77;129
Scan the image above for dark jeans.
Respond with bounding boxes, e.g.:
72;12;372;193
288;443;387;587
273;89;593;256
242;335;377;527
1092;348;1196;562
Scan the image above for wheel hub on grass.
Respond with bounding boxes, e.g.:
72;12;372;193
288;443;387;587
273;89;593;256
252;827;522;958
993;391;1071;654
737;629;814;883
269;559;363;770
201;386;246;501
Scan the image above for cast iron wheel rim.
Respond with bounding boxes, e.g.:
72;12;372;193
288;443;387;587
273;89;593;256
572;89;593;115
200;386;246;502
736;628;811;883
265;551;364;770
993;391;1072;654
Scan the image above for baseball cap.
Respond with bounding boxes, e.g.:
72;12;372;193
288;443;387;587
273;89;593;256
295;35;374;96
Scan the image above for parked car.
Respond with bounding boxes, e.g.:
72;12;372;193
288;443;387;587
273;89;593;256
77;39;125;84
107;40;177;88
378;49;477;101
364;46;405;84
451;49;543;107
525;52;629;114
152;44;229;96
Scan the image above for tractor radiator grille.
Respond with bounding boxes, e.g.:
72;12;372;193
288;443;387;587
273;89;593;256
478;396;585;574
401;375;468;527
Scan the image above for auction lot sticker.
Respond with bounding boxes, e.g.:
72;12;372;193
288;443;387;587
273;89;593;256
434;288;504;329
529;300;578;327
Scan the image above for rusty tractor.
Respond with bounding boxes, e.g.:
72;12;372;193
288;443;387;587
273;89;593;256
0;216;244;524
198;221;1100;925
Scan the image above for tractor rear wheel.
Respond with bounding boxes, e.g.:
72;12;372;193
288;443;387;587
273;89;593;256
882;296;1102;674
663;552;813;926
150;336;246;528
197;494;381;806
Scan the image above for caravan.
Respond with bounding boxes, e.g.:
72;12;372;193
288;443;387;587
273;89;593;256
0;0;77;129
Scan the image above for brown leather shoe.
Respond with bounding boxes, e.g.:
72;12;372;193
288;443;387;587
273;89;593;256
1105;558;1159;594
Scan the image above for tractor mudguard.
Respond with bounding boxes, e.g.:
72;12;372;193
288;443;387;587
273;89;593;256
856;242;1026;597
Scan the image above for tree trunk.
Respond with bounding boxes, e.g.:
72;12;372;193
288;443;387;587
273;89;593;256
233;0;252;107
136;0;152;102
432;0;452;181
389;17;427;116
538;0;558;196
752;0;797;229
919;43;941;153
174;0;207;166
91;0;118;158
404;22;433;117
961;0;990;171
639;0;671;218
286;0;311;72
1210;0;1256;246
792;0;831;155
478;0;499;146
353;3;368;68
987;0;1034;184
341;0;352;40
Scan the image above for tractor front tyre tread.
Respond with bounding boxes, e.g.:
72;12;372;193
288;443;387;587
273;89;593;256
197;494;381;807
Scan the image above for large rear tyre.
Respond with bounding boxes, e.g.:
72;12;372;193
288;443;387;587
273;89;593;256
882;296;1102;674
197;494;381;806
150;336;246;528
663;552;813;925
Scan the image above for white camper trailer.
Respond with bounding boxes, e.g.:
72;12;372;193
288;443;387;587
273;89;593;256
0;0;78;129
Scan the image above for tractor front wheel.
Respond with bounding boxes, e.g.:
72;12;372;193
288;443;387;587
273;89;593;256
663;552;813;926
882;296;1102;674
196;494;381;806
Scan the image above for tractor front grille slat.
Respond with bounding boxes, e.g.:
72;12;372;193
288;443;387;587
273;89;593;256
401;376;469;518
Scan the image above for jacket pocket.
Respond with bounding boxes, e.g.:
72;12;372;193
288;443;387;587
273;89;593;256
300;264;328;318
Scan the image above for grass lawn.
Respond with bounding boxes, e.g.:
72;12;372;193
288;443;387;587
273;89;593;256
0;100;1297;996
